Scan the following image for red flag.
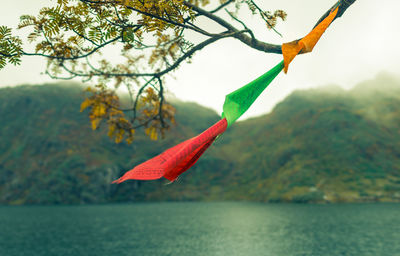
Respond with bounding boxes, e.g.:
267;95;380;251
113;118;228;183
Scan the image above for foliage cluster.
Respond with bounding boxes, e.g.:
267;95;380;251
0;26;22;69
0;0;288;143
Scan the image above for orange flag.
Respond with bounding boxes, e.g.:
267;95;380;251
282;7;339;73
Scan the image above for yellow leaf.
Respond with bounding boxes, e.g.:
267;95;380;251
91;118;101;130
107;124;116;137
93;103;106;116
115;129;125;143
80;98;92;112
146;127;158;141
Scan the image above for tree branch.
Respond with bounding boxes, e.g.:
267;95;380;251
209;0;235;14
79;0;216;37
314;0;357;28
184;1;282;53
52;30;249;79
185;0;357;55
21;36;121;60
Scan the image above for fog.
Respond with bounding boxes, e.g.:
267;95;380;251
1;0;399;120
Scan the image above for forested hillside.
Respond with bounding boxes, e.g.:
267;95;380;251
219;74;400;202
1;73;399;204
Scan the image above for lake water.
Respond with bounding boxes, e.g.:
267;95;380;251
0;202;399;256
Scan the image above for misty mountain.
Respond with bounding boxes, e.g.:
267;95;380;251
1;73;399;204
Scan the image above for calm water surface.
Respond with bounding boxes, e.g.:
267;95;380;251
0;202;399;256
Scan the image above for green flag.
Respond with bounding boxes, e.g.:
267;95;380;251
222;60;284;127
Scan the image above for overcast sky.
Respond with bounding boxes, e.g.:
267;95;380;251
1;0;400;120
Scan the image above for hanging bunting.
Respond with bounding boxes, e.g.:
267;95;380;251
113;1;347;184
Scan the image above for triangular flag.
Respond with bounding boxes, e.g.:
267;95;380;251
222;61;284;127
281;40;303;73
300;6;339;52
113;118;228;183
282;6;339;73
